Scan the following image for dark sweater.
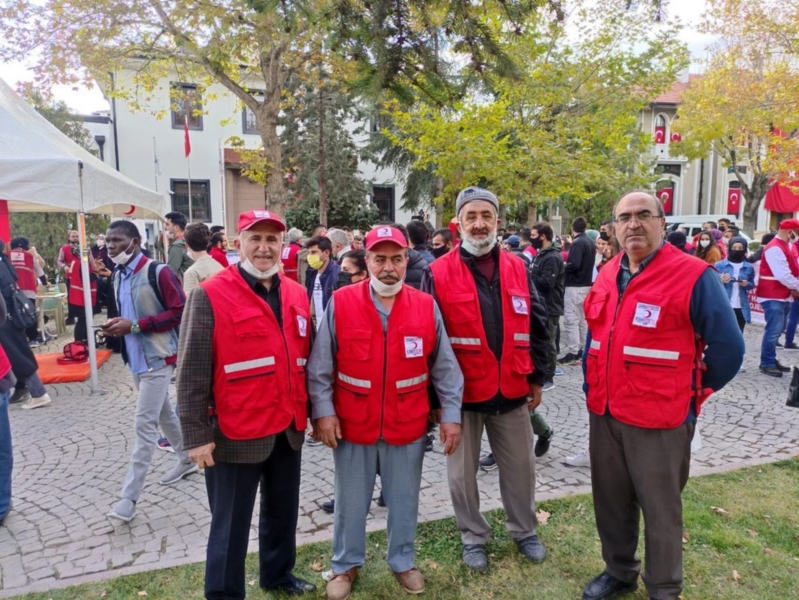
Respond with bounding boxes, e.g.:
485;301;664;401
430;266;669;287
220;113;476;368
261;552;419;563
564;232;595;287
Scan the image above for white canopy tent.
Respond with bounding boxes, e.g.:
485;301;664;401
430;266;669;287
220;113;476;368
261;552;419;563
0;77;167;392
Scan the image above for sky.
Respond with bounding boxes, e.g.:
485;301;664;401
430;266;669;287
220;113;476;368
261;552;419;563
0;0;715;115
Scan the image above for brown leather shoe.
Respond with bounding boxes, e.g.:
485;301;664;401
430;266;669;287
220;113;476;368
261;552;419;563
394;567;425;594
326;567;358;600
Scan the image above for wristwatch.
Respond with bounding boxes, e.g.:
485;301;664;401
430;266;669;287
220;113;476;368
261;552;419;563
131;319;140;334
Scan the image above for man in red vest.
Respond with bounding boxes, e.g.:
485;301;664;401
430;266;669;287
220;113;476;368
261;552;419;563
281;227;303;281
57;229;79;324
422;186;551;572
309;225;463;600
177;210;316;599
581;192;744;600
757;218;799;377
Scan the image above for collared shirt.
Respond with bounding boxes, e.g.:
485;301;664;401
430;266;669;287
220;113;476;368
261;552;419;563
237;264;282;327
118;252;148;375
617;242;663;295
308;286;464;426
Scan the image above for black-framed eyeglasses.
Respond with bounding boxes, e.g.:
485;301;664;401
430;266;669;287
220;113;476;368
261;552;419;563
613;211;663;224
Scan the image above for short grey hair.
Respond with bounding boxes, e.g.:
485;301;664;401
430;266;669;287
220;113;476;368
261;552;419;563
326;228;349;249
287;227;303;243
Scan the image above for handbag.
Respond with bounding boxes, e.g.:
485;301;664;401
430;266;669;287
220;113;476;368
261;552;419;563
8;289;37;330
787;367;799;408
57;341;89;365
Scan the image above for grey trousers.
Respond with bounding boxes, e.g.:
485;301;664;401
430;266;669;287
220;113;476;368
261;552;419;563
448;404;538;545
589;412;695;600
332;436;426;574
563;286;591;354
121;365;189;502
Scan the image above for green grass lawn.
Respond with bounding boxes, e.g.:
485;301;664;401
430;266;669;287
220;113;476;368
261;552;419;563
11;458;799;599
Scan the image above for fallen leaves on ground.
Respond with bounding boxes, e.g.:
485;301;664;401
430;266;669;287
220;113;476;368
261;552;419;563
732;570;742;583
424;559;440;570
536;510;551;525
137;593;148;597
310;562;324;572
710;506;728;515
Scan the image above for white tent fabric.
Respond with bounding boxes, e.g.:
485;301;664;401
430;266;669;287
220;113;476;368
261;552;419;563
0;77;165;218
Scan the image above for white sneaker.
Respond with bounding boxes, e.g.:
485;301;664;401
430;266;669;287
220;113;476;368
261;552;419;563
564;448;590;467
108;499;136;522
21;393;52;410
159;460;199;485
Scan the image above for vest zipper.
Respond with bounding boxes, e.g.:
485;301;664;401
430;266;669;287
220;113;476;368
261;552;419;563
605;288;626;403
379;328;388;440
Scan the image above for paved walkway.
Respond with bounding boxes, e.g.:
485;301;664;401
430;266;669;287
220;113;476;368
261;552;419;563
1;326;798;597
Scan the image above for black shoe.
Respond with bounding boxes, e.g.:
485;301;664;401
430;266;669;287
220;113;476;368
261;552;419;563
775;360;791;373
760;366;784;378
263;574;317;596
582;572;638;600
321;499;335;514
425;434;434;452
479;453;497;471
517;534;546;563
9;388;31;405
776;340;783;347
376;492;386;508
535;428;554;458
784;343;799;350
558;353;578;365
65;318;76;326
462;544;488;571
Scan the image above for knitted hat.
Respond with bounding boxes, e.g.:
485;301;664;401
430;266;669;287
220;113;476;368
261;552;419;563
455;187;499;216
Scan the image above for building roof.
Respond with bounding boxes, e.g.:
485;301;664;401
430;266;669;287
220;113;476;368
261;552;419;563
652;74;702;105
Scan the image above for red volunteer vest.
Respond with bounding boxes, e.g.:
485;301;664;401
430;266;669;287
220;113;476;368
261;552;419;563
757;237;799;300
10;250;37;293
333;281;436;445
202;266;311;440
281;242;301;282
61;244;78;269
430;249;532;403
67;260;97;307
583;243;711;429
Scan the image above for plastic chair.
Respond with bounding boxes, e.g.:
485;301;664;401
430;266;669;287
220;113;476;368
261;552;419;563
39;295;66;337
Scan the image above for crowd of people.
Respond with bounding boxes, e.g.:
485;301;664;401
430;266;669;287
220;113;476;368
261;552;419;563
2;188;796;600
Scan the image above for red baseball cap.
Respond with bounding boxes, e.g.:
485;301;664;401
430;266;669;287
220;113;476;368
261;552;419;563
779;218;799;231
237;210;286;234
365;226;408;250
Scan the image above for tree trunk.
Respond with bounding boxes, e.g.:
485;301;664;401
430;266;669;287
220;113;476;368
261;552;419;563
258;52;288;213
318;75;328;227
435;176;444;227
741;174;770;237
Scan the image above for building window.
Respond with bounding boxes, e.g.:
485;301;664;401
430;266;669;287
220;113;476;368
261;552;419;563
372;185;395;222
170;179;212;221
656;164;682;177
171;83;203;130
242;91;264;135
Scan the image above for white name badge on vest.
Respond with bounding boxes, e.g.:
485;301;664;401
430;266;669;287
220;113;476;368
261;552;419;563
404;336;423;358
281;247;291;260
512;296;528;315
297;315;308;337
633;302;661;328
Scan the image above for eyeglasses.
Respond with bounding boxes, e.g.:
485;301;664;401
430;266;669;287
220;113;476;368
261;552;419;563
613;211;663;225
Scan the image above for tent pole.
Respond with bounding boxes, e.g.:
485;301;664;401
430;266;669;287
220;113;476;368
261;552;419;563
77;162;101;394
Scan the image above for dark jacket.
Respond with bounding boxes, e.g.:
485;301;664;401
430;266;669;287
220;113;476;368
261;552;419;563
413;244;435;265
421;244;550;414
530;242;565;317
306;261;340;309
404;248;428;290
564;232;595;287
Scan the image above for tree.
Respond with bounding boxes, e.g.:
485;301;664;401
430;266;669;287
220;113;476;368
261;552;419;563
670;0;799;236
8;87;110;279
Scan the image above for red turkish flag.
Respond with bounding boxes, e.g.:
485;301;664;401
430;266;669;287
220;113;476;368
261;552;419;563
727;188;741;214
184;116;191;158
670;132;681;142
655;125;666;144
657;187;673;214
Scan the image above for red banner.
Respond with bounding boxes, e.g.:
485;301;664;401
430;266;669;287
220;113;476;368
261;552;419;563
657;187;674;214
727;188;741;214
670;132;682;142
655;125;666;144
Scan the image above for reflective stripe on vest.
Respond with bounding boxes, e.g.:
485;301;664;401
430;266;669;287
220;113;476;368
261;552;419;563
450;337;481;345
513;333;530;342
760;276;777;280
622;346;679;361
224;356;275;374
297;358;307;367
339;372;372;389
396;373;428;389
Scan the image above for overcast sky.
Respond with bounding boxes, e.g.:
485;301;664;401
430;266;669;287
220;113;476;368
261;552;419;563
0;0;715;115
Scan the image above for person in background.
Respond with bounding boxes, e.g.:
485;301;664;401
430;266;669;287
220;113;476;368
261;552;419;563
57;229;80;325
210;225;225;235
431;228;455;260
666;231;690;253
716;237;755;336
68;242;99;344
305;236;340;331
560;217;594;365
165;211;194;282
297;226;325;288
326;229;351;262
519;228;536;259
208;232;229;269
595;233;612;271
9;238;46;345
337;249;368;288
747;233;776;264
391;224;428;289
717;217;732;232
406;220;435;264
281;228;303;282
694;231;723;265
0;294;16;527
351;235;364;251
505;235;531;267
182;223;225;294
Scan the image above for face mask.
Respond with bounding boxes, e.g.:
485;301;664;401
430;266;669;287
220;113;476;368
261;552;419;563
728;250;745;263
431;245;450;259
530;237;543;250
699;240;711;248
307;254;325;270
370;274;403;297
337;271;355;288
461;229;498;256
240;259;280;280
110;240;135;265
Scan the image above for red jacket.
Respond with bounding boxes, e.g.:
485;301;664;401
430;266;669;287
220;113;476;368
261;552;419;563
68;260;97;307
332;281;436;445
203;267;311;440
758;237;799;300
0;345;10;382
584;243;711;429
209;246;228;269
281;242;302;282
10;250;37;293
430;248;532;403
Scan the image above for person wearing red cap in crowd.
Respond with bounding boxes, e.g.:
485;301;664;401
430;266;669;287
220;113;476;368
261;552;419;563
177;210;316;598
757;218;799;377
308;225;464;600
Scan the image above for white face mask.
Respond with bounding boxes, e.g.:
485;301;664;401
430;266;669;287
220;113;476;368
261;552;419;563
109;241;135;265
699;240;711;248
240;259;280;280
460;229;498;257
370;274;403;297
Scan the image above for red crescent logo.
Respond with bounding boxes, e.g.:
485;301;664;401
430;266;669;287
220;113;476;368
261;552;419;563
644;309;652;318
123;205;135;215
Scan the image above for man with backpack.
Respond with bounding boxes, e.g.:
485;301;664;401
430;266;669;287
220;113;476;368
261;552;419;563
103;220;197;523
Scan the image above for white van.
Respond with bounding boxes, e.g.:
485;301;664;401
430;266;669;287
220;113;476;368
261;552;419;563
664;215;751;243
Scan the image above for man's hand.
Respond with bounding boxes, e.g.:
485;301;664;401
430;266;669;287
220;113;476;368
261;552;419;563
188;442;215;469
439;423;461;456
527;383;543;411
104;317;133;337
738;279;748;287
720;273;731;284
314;416;342;449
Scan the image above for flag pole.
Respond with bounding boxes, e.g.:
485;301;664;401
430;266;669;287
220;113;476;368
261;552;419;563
185;115;193;221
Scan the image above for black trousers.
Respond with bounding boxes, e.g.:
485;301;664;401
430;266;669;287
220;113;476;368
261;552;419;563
733;308;746;333
204;432;302;600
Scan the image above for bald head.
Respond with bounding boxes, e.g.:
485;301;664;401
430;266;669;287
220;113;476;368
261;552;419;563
612;192;663;221
613;192;666;267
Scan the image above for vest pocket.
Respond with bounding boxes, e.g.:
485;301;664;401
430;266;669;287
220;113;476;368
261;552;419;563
339;328;372;361
231;307;270;339
452;348;483;380
394;374;430;422
446;293;478;323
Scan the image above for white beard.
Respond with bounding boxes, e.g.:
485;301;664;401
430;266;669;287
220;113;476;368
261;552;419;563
460;230;498;256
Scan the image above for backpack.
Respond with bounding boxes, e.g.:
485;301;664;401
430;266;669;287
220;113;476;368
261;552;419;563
113;260;167;310
8;289;37;330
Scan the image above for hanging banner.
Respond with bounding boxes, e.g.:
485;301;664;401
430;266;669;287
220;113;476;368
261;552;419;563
655;125;666;144
727;188;741;215
657;186;674;214
670;132;682;142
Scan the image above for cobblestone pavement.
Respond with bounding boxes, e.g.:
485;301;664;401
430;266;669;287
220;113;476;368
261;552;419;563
1;325;798;597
